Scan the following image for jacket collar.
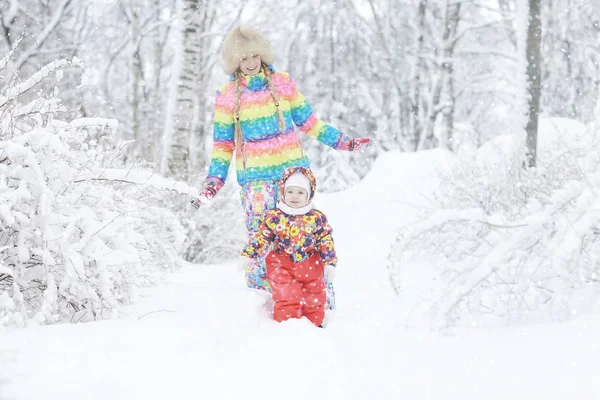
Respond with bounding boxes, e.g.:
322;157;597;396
241;70;268;92
229;65;276;92
277;201;313;216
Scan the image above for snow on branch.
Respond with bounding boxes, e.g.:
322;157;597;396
0;34;24;72
0;58;79;108
73;168;198;196
389;123;600;329
0;71;188;328
15;0;73;70
66;118;119;131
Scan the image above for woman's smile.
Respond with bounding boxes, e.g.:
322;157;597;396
240;55;262;75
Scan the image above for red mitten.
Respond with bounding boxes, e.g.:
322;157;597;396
338;137;373;151
190;179;224;209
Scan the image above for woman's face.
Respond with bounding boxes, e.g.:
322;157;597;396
239;55;261;75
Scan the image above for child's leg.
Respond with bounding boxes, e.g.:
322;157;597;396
292;254;326;326
240;180;278;291
265;252;303;322
302;278;326;326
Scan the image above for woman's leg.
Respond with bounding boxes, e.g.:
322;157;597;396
240;180;278;291
325;280;336;310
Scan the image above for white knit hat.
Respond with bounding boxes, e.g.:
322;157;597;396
284;171;312;196
221;26;274;75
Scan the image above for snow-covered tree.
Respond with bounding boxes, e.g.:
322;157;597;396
0;59;188;328
541;0;600;122
388;116;600;328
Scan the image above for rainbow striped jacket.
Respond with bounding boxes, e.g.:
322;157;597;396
205;66;351;187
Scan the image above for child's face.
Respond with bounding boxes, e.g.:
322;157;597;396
284;186;309;208
239;55;261;75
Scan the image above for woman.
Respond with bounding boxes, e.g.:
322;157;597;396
192;26;372;310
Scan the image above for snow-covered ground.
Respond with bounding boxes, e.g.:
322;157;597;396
1;147;599;400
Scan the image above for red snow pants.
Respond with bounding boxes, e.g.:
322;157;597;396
265;251;326;326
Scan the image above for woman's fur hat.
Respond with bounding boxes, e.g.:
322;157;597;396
221;26;274;75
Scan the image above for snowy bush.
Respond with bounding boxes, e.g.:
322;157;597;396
183;181;246;264
0;60;187;328
389;117;600;328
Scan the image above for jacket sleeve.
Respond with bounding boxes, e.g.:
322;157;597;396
315;213;337;267
242;213;275;258
205;89;235;188
286;77;352;150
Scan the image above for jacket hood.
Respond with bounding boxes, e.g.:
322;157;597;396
279;166;316;203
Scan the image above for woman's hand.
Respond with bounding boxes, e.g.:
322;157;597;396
338;137;373;152
190;185;218;209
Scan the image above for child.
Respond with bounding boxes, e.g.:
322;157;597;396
241;166;336;327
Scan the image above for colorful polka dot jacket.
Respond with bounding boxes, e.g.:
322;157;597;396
241;167;337;267
205;66;353;188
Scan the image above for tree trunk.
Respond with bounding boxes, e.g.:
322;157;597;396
368;0;409;149
131;3;142;154
440;2;461;150
525;0;541;167
189;0;213;172
150;0;171;163
411;0;427;151
167;0;203;180
417;0;462;151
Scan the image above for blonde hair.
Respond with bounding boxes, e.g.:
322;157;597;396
233;63;286;168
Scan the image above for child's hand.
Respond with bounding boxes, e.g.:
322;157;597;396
237;256;249;272
324;265;336;282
